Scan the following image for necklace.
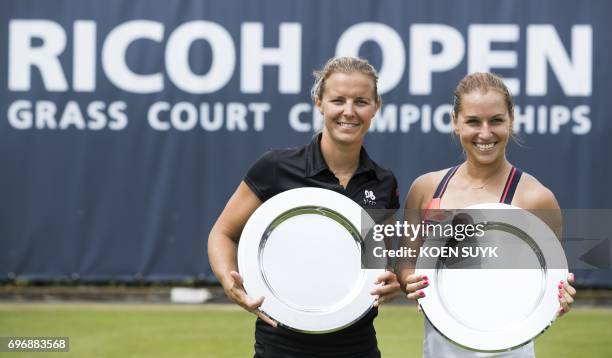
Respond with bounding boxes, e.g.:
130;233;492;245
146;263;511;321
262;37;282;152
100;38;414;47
465;166;504;190
470;174;497;190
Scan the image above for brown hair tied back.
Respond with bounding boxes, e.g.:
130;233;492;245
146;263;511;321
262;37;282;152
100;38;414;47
453;72;515;119
311;57;381;104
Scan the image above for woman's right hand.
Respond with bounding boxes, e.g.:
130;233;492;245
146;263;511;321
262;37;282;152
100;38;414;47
225;271;278;327
404;273;429;300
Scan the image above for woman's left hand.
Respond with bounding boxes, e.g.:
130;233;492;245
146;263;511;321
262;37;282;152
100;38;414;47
558;272;577;316
371;270;401;307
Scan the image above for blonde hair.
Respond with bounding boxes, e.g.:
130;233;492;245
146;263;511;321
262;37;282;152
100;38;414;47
310;57;380;104
453;72;521;144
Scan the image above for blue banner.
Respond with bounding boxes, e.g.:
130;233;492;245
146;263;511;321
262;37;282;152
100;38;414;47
1;0;610;284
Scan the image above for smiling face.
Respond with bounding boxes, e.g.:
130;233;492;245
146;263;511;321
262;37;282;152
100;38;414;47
453;89;513;165
315;72;380;147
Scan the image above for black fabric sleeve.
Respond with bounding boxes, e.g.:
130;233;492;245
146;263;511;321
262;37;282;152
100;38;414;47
388;175;400;210
244;150;278;202
376;174;400;223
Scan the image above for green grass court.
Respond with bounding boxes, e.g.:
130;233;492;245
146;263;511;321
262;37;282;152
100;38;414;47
1;304;611;357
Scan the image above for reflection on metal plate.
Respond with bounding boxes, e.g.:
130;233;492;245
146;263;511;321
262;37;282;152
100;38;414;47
416;203;568;352
238;188;383;333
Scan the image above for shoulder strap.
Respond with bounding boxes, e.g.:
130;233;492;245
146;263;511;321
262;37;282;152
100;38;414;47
500;167;523;204
432;165;460;199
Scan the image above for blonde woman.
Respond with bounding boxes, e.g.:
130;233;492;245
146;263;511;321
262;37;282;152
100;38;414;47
398;72;576;357
208;57;401;357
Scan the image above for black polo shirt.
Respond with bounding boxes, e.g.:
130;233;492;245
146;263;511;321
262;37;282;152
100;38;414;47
245;133;399;210
243;133;399;357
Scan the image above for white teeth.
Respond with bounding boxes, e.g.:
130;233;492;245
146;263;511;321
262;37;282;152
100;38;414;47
474;143;495;151
338;122;358;128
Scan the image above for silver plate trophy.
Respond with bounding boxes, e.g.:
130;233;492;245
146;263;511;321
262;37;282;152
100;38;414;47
238;187;383;333
416;203;568;352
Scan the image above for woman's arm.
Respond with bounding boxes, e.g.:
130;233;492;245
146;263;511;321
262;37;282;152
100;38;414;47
514;175;562;239
513;174;576;315
207;181;277;326
396;174;433;300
